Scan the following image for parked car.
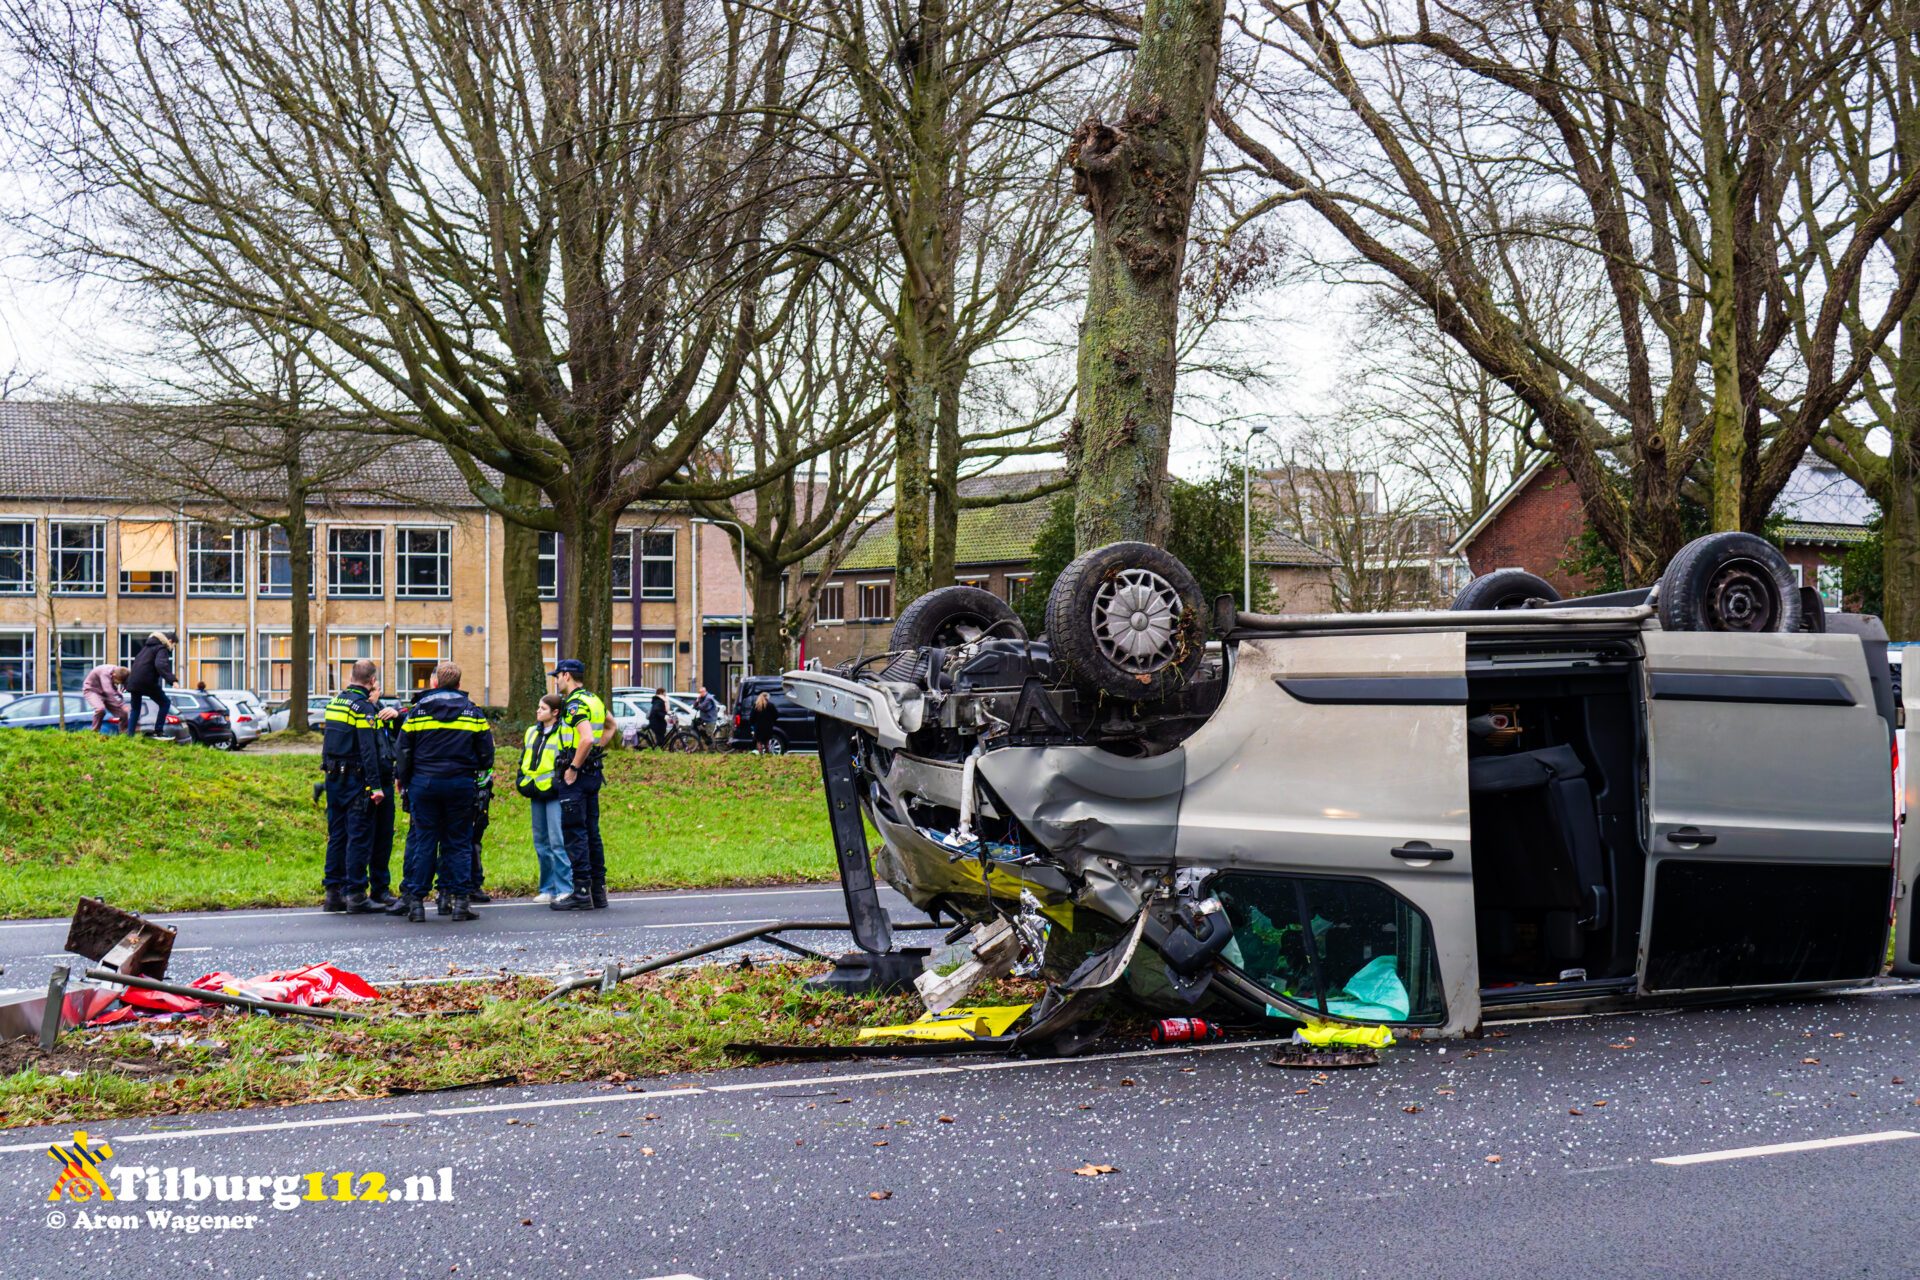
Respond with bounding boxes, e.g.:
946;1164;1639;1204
264;695;331;734
156;691;239;749
0;691;194;742
728;676;817;754
611;688;702;746
786;535;1916;1047
204;689;265;748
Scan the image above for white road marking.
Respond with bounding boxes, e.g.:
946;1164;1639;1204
0;1110;424;1155
428;1090;708;1116
0;885;844;931
1653;1130;1919;1166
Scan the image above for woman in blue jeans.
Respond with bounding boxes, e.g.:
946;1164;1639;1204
517;694;574;903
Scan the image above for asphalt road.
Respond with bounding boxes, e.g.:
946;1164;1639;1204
4;985;1919;1278
0;883;923;992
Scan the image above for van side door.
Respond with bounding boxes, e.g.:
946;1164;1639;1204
1640;631;1895;992
1892;657;1918;977
1176;633;1480;1036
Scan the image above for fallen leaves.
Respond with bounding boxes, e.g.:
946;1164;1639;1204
937;1115;956;1124
1569;1108;1584;1116
1074;1163;1118;1177
868;1190;892;1201
1402;1104;1422;1114
1484;1155;1503;1164
872;1140;888;1147
641;1147;655;1156
1802;1058;1822;1065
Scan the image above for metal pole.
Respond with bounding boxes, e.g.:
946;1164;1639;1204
1241;423;1269;610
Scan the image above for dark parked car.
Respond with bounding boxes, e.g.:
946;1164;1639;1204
147;691;239;749
728;676;817;754
0;692;190;742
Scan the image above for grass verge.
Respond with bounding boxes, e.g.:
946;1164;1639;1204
0;964;1044;1130
0;732;837;918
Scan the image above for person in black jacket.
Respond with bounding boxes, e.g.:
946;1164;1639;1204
647;688;669;746
393;662;495;923
124;631;176;738
320;659;386;913
367;685;402;908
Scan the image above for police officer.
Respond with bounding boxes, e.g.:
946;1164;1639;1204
367;684;402;908
320;659;385;913
393;662;495;922
549;658;614;911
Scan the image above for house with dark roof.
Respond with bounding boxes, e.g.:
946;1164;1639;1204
0;401;724;704
1448;454;1878;608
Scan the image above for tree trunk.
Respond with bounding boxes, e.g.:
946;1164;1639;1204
1884;448;1920;641
560;503;616;695
1696;7;1745;533
500;477;548;722
930;381;960;586
747;557;788;675
286;506;312;731
1066;0;1224;551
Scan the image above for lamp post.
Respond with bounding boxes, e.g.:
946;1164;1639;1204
692;517;750;693
1242;422;1270;609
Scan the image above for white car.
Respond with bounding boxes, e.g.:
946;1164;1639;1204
203;689;266;747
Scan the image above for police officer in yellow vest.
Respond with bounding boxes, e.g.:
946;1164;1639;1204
549;658;614;911
320;659;386;913
393;662;495;922
517;693;575;903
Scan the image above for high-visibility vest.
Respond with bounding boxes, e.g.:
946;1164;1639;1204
564;690;607;743
517;721;574;797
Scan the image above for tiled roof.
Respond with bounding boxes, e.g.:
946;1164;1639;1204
817;469;1068;573
1779;521;1874;546
1774;458;1877;528
1252;528;1339;567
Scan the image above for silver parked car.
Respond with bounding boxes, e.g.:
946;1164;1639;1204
204;689;266;748
787;534;1915;1044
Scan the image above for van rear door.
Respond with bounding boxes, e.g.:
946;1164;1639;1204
1640;631;1895;992
1892;656;1918;977
1175;633;1480;1036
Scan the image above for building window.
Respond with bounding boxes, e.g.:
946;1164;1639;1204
119;567;174;595
640;531;675;600
858;581;893;621
50;521;105;594
642;638;674;692
956;575;987;589
1816;563;1844;612
816;584;844;624
612;530;633;601
327;631;382;692
187;524;245;596
0;521;33;594
1004;575;1032;608
258;527;314;597
610;637;633;688
395;527;451;598
118;631;149;670
186;631;244;690
256;630;316;700
397;632;447;691
538;532;558;600
328;528;383;597
0;630;31;692
54;630;105;693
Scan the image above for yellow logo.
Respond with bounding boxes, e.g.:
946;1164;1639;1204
45;1131;114;1203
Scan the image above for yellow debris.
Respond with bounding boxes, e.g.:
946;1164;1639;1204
856;1004;1033;1043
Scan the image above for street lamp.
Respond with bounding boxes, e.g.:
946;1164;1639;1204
1242;422;1270;610
692;517;751;690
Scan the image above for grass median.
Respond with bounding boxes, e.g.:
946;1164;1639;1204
0;965;1048;1130
0;732;837;919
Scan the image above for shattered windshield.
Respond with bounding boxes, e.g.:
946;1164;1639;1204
1210;873;1445;1024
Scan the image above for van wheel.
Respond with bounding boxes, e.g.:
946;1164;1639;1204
1045;541;1208;701
890;585;1023;651
1450;568;1561;611
766;731;788;755
1658;532;1802;633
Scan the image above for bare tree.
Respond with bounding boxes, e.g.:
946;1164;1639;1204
1214;0;1920;581
3;0;856;689
806;0;1106;599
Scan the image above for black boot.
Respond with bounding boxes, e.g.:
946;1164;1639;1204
322;890;348;913
435;891;451;917
449;894;476;922
343;893;374;915
405;896;426;923
383;894;413;917
590;884;609;910
468;889;492;905
549;888;591;911
368;890;398;909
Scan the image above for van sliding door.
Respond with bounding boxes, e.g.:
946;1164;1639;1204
1893;662;1918;977
1640;632;1895;992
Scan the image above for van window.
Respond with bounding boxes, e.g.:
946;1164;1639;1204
1210;873;1446;1024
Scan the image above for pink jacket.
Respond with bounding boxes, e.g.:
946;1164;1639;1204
82;664;128;715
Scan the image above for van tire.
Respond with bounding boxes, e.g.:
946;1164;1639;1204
890;585;1023;651
1450;568;1561;611
1658;532;1802;633
1045;541;1208;702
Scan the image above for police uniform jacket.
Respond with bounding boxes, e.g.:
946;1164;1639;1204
321;686;383;780
395;689;496;785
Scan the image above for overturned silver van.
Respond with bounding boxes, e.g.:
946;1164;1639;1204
787;534;1915;1040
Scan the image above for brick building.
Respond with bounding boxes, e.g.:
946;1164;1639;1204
0;402;715;705
1448;454;1876;608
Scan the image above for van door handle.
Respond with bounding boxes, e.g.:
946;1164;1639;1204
1668;827;1717;848
1390;842;1454;861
